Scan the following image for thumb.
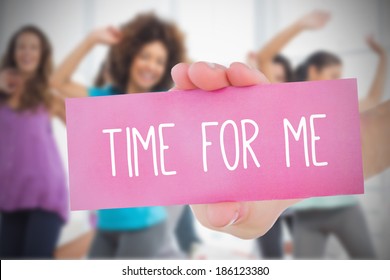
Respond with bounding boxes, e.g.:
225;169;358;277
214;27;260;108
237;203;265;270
205;202;249;228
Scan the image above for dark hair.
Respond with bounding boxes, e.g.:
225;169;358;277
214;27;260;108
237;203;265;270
0;25;53;110
94;59;110;87
273;54;293;82
108;13;186;93
294;51;342;82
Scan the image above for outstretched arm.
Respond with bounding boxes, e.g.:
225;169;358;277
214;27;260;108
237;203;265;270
172;61;390;240
359;36;388;112
255;10;330;82
50;26;122;98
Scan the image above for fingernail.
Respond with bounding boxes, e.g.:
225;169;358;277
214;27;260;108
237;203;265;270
242;63;254;70
206;62;227;70
206;62;216;69
246;64;259;71
230;62;253;70
225;211;239;227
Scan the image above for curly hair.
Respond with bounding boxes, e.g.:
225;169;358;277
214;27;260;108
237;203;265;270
0;25;53;110
108;13;186;93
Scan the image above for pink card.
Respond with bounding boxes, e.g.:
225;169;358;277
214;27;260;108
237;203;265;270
66;79;363;211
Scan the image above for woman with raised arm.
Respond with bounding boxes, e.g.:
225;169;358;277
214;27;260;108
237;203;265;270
247;10;330;259
253;10;330;83
51;13;190;259
288;36;387;259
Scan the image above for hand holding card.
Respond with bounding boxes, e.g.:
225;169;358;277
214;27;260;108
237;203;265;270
173;62;322;238
66;62;364;239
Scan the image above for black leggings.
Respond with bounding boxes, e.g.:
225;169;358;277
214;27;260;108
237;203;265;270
175;205;201;254
0;209;63;259
257;215;294;259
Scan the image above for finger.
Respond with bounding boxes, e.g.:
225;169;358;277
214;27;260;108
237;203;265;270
188;62;230;91
226;62;270;87
171;63;197;90
108;26;123;41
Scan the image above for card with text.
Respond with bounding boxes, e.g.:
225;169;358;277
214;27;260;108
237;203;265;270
66;79;363;210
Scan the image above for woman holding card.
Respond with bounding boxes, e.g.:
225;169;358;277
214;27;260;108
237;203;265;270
51;13;189;259
0;26;68;258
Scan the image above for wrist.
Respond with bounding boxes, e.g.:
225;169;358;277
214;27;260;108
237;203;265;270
293;20;306;32
86;31;99;46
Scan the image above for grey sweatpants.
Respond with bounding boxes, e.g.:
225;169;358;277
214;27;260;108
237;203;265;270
88;221;183;259
294;204;376;259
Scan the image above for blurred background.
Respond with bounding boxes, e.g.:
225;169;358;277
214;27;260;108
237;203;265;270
0;0;389;259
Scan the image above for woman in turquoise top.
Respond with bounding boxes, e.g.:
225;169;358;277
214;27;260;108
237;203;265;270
291;43;387;259
51;13;186;258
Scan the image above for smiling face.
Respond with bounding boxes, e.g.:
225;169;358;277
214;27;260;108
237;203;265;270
129;41;168;92
14;31;42;75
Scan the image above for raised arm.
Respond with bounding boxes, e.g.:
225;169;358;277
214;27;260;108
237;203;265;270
50;26;122;98
359;36;388;112
256;10;330;82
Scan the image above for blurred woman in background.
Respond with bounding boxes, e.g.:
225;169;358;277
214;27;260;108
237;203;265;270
250;10;330;83
291;36;387;259
51;13;188;259
247;10;330;259
0;25;68;258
